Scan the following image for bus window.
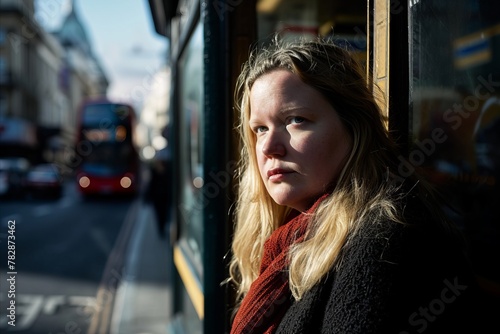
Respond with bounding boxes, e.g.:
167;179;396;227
178;21;204;269
409;0;500;301
256;0;367;62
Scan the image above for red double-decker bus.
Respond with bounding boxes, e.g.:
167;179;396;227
75;98;140;197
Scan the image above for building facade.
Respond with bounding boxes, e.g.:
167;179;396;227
0;0;108;169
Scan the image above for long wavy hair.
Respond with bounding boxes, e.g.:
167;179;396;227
229;38;408;304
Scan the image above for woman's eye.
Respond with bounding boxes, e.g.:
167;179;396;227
290;116;305;124
254;126;267;133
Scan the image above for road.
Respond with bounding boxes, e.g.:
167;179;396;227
0;179;139;333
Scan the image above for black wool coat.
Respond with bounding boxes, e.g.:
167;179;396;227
275;193;485;334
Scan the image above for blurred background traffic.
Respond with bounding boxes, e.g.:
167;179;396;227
0;0;169;201
0;1;171;332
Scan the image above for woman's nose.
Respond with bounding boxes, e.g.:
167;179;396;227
261;130;286;157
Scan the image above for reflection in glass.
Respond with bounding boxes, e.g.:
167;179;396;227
178;21;204;269
410;0;500;288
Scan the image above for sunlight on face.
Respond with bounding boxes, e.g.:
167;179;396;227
249;70;352;211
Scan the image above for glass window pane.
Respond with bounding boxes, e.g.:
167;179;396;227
410;0;500;287
256;0;367;61
0;57;7;83
178;21;204;269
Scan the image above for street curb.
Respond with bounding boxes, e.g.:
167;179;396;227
109;202;148;333
87;198;140;334
110;202;171;334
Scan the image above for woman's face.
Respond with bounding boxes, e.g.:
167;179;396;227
249;69;352;211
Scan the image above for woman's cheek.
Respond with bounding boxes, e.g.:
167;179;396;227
290;134;313;153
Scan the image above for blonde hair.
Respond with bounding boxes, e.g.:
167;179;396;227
229;38;405;304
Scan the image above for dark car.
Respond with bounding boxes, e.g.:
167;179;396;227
25;163;64;198
0;157;30;198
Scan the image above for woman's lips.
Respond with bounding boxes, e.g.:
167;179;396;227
267;168;293;181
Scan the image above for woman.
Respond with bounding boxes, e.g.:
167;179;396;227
228;39;481;333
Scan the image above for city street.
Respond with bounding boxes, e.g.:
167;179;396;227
0;180;139;333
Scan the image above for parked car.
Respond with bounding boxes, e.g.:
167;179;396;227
24;163;64;198
0;157;30;198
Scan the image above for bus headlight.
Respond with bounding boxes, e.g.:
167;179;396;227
120;176;132;189
79;176;90;188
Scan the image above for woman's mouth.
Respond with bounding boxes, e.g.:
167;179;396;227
267;168;293;181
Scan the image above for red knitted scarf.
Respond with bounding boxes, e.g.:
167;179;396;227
231;195;327;334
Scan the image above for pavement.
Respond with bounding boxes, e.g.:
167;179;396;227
110;201;173;334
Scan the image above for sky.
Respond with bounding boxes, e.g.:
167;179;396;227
34;0;169;110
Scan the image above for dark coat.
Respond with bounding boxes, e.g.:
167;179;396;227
276;192;485;334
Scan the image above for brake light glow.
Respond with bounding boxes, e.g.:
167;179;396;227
120;176;132;189
79;176;90;188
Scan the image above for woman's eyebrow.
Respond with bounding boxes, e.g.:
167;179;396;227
279;106;311;115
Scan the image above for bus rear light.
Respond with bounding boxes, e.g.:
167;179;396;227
120;176;132;189
79;176;90;188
